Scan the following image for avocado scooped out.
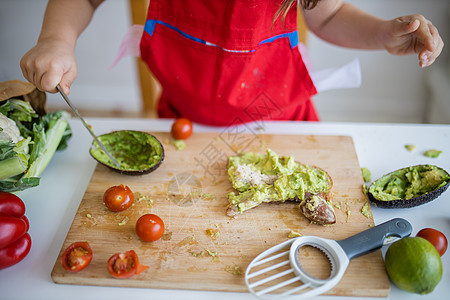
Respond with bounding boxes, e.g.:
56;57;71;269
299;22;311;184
368;165;450;208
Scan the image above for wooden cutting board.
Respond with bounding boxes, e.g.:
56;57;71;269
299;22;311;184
51;131;390;297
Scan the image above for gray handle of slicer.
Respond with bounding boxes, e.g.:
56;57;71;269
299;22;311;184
336;218;412;260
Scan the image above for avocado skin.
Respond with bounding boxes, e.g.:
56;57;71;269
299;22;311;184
368;165;450;208
90;130;165;175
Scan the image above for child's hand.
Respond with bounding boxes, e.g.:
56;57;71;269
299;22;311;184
20;39;77;94
381;15;444;67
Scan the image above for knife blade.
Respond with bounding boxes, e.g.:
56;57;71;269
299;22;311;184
56;84;121;168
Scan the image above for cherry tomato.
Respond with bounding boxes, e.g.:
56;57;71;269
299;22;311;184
0;233;32;270
416;228;448;256
103;184;134;212
107;250;149;278
135;214;165;242
60;241;93;272
171;118;193;140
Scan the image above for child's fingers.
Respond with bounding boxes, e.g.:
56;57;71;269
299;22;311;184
20;65;30;83
414;19;434;51
419;23;444;67
393;15;443;67
39;67;76;94
391;15;433;48
59;71;77;95
39;71;62;93
390;16;420;37
19;55;36;87
424;20;439;52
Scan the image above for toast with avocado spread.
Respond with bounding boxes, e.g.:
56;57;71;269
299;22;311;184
226;149;336;224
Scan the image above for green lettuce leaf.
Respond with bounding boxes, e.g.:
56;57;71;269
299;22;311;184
24;111;71;179
0;99;71;193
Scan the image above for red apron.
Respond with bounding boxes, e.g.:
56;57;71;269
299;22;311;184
140;0;318;126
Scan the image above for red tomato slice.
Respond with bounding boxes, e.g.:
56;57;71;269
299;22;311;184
103;184;134;212
0;215;27;248
0;233;32;270
135;214;165;242
416;228;448;256
0;191;26;217
60;241;93;272
107;250;149;278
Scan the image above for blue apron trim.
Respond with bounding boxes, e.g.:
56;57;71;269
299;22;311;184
144;19;156;36
258;31;298;49
288;31;299;49
144;19;299;52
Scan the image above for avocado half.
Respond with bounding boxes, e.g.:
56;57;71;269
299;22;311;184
89;130;164;175
368;165;450;208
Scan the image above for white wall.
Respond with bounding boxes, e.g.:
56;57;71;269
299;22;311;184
0;0;141;113
308;0;450;123
1;0;449;123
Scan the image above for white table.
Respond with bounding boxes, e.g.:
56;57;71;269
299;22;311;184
1;118;449;300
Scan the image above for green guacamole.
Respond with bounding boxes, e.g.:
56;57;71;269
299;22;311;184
90;130;162;172
227;149;332;212
369;165;450;201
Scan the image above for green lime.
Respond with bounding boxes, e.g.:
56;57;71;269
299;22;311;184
385;237;442;294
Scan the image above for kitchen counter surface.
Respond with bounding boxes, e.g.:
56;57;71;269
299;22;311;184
1;118;449;300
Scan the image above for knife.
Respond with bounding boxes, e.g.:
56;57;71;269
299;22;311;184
56;84;121;168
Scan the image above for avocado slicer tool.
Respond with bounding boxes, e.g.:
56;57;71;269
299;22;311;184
56;84;120;168
245;218;412;299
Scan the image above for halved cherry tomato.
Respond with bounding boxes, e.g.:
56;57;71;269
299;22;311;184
171;118;193;140
135;214;165;242
0;233;31;270
60;241;93;272
416;228;448;256
103;184;134;212
107;250;148;278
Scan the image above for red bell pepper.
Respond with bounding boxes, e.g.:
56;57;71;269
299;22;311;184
0;191;32;270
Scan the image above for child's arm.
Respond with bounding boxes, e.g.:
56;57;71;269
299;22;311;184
20;0;104;93
303;0;443;67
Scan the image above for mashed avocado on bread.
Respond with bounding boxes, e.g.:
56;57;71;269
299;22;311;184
226;149;335;224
